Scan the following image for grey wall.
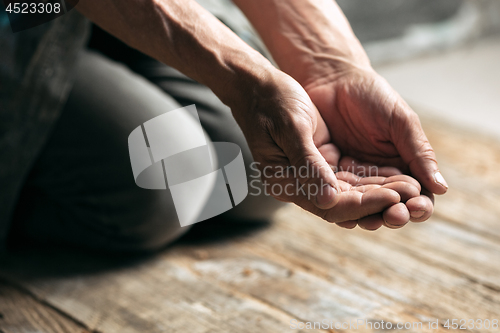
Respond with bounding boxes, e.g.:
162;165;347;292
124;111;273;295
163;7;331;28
337;0;463;42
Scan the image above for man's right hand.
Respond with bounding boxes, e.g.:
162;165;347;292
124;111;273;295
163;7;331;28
76;0;432;228
230;69;432;228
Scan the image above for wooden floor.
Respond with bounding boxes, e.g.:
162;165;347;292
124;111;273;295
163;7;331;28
1;114;500;333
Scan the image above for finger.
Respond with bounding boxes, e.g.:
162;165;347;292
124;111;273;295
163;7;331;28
338;179;355;192
336;221;358;229
336;171;386;186
381;181;420;202
350;184;382;193
383;202;410;228
391;108;448;194
318;143;341;169
406;188;434;222
358;214;385;231
422;187;435;205
339;177;420;202
383;175;421;192
336;172;421;191
335;171;364;185
322;188;400;223
357;176;386;185
281;129;340;209
284;183;400;223
339;156;403;177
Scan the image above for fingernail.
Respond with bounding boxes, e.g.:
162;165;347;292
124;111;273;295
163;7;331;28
410;210;425;219
384;221;398;229
316;184;337;207
385;220;408;228
433;171;448;189
360;224;378;231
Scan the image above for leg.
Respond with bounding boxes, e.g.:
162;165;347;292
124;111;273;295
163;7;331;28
131;60;287;221
9;50;213;253
90;25;285;220
87;24;287;222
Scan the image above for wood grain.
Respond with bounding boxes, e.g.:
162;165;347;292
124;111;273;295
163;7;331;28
422;115;500;241
0;279;89;333
0;115;499;333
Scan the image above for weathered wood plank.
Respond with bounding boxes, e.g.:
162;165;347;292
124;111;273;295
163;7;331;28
0;279;89;333
167;208;499;333
420;115;500;240
1;115;498;333
166;115;500;331
0;252;323;333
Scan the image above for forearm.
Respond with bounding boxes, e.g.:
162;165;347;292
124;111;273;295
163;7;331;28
232;0;371;87
76;0;276;108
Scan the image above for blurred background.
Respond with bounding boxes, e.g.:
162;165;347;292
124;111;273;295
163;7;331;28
215;0;500;140
342;0;500;142
2;1;499;332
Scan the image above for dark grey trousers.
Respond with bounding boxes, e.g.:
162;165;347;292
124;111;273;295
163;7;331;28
8;49;283;253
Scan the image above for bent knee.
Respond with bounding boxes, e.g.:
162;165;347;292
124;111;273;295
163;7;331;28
95;189;193;253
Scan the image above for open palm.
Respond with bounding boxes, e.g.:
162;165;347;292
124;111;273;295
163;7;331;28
306;68;447;197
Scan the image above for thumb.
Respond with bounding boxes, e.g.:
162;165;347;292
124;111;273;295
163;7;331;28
279;123;341;209
392;110;448;195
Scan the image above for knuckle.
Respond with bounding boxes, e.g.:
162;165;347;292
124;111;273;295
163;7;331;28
319;208;336;223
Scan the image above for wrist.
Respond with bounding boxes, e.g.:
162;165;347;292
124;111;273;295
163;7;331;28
212;50;280;113
279;43;372;89
148;0;279;113
234;0;372;88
